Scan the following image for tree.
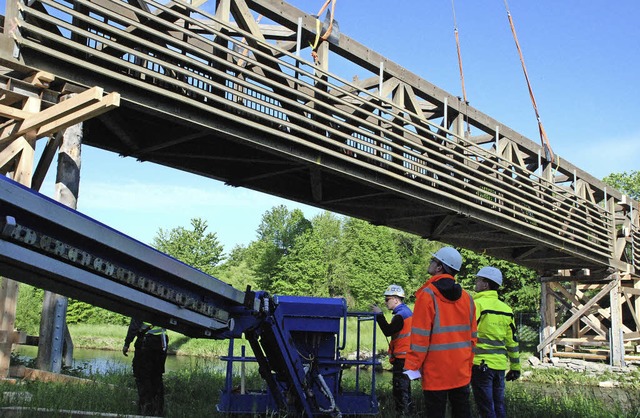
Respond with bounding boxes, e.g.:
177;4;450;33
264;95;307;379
252;206;312;291
15;284;44;335
458;249;539;315
256;205;312;253
603;170;640;200
391;231;442;300
270;212;342;297
152;217;224;276
215;244;260;291
335;218;407;310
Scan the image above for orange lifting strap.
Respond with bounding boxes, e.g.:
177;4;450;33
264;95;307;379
450;0;471;135
503;0;555;163
310;0;337;64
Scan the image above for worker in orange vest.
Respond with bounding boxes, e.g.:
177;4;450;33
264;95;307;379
404;247;477;418
371;284;413;415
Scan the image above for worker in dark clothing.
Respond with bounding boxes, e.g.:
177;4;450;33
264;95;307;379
123;318;168;416
371;284;413;416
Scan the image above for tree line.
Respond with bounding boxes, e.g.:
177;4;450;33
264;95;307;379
152;206;542;315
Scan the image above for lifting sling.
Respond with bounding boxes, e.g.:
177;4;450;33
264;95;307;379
503;0;555;163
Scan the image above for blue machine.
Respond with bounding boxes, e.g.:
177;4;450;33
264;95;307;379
218;295;379;416
0;176;380;416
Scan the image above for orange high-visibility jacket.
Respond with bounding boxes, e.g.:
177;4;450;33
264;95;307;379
405;274;477;391
389;315;413;362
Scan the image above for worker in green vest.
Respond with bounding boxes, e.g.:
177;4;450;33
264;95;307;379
471;267;520;418
123;318;168;416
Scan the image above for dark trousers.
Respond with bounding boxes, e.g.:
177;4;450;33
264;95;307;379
392;358;412;415
471;365;506;418
423;384;471;418
133;335;167;416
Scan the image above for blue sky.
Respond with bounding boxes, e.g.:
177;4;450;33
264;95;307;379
4;0;639;252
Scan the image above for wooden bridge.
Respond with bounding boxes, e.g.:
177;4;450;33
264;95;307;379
0;0;638;366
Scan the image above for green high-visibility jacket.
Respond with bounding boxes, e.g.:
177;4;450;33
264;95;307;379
473;290;520;371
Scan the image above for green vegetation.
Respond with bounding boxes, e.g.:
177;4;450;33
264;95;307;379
153;217;225;275
2;363;639;418
603;170;639;200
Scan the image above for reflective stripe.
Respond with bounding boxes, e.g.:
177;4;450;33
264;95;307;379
439;324;471;333
393;332;411;340
510;357;520;363
474;347;507;355
422;288;475;336
468;293;475;325
412;327;431;337
413;286;475;355
507;346;519;353
428;340;473;351
477;337;505;347
410;343;429;353
424;288;440;332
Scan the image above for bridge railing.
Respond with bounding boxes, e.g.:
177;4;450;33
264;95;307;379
10;0;628;269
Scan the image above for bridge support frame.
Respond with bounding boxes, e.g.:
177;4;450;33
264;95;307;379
538;272;640;367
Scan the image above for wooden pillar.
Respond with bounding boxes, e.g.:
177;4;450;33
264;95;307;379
37;110;82;373
0;279;19;376
569;281;579;350
540;281;556;360
609;274;623;366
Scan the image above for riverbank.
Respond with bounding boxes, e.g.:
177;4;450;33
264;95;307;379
67;323;232;358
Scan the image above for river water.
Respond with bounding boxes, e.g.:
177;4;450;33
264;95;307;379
13;345;225;375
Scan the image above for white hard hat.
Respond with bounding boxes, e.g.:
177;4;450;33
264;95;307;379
476;266;503;286
384;284;405;298
431;247;462;272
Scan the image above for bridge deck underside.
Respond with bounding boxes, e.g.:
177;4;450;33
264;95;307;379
1;0;634;278
82;102;599;275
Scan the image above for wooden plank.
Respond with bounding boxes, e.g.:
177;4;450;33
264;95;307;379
13;87;103;136
552;351;607;360
0;137;29;172
0;330;28;344
0;104;34;120
9;366;93;384
556;337;608;346
30;92;120;140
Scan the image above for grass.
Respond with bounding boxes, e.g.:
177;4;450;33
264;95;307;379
6;323;638;417
2;365;640;418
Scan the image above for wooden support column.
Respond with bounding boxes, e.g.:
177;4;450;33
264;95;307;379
570;282;579;347
540;281;556;360
37;100;82;373
610;273;623;366
0;279;19;377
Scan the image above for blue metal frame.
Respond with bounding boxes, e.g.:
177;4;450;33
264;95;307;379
218;296;380;416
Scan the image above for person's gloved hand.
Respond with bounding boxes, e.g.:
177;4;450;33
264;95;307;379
505;370;520;381
370;304;382;314
122;344;129;357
